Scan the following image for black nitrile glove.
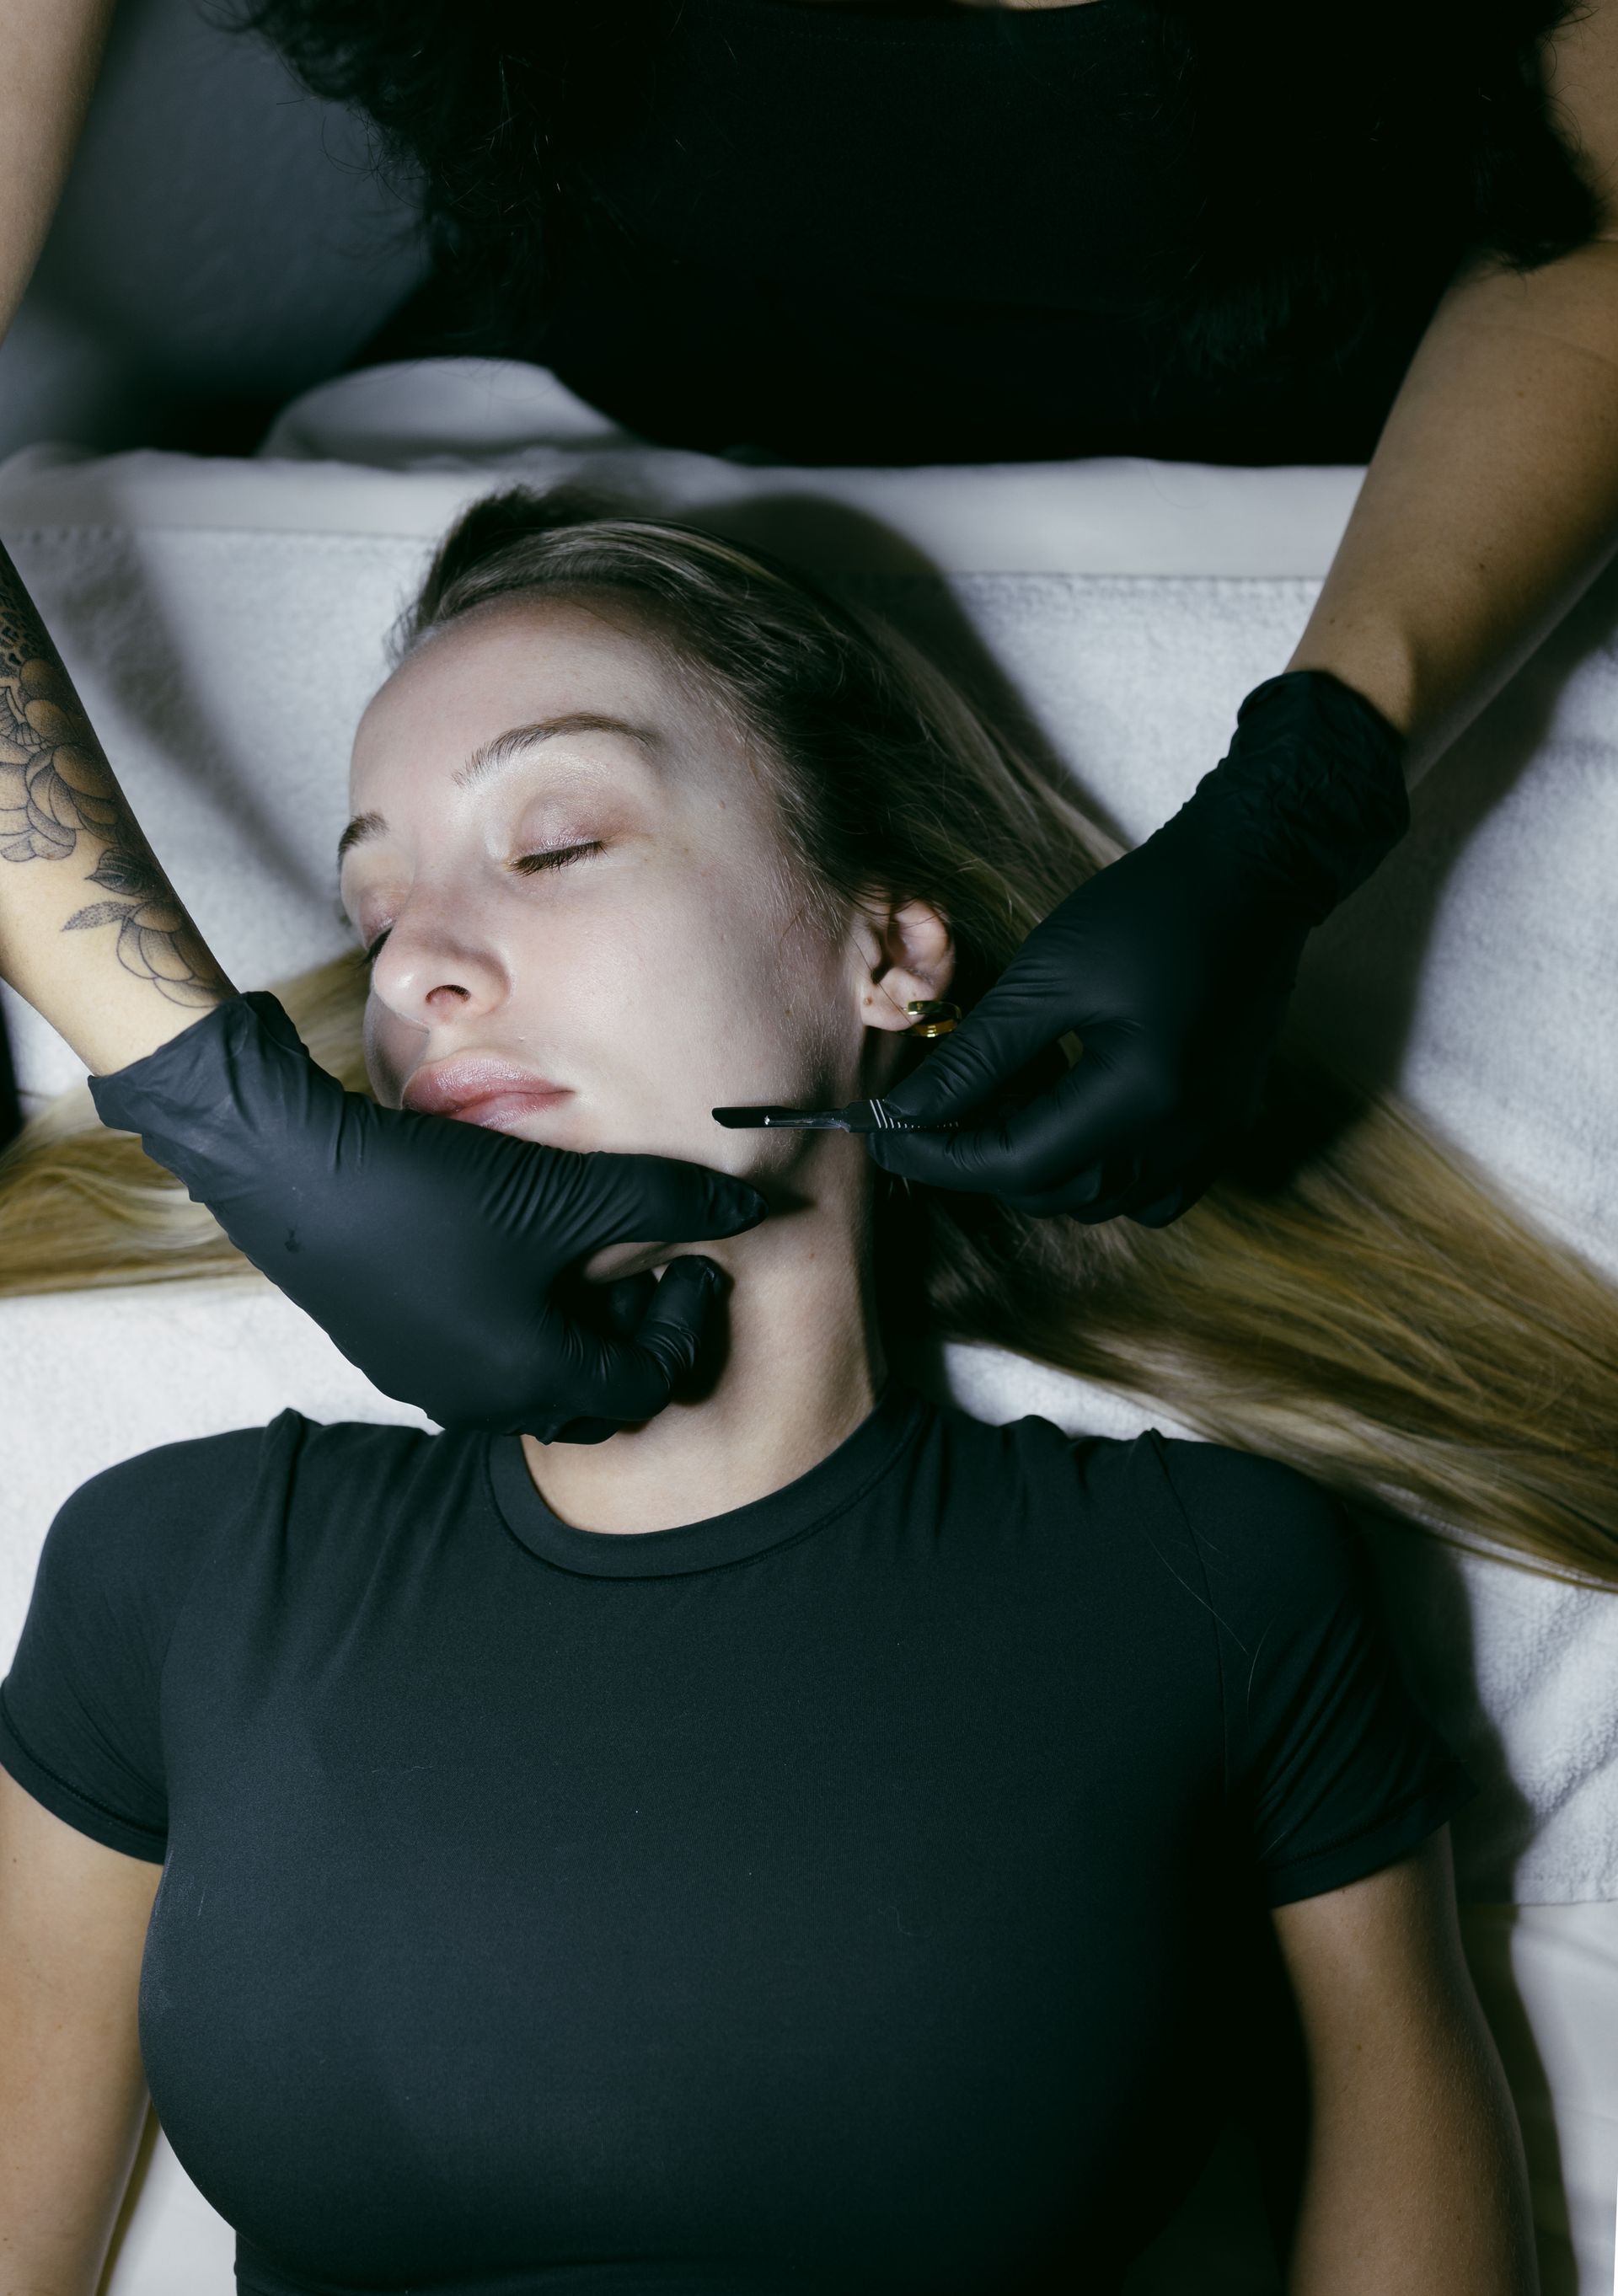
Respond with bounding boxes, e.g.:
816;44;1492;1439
864;669;1408;1227
88;990;769;1441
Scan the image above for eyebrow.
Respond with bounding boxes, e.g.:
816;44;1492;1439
336;712;665;867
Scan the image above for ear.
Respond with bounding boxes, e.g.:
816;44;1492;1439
852;891;956;1037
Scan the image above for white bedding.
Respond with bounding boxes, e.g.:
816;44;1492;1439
3;359;1615;1904
1;359;1615;2292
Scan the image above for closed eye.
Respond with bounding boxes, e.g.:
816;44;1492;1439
360;844;603;971
512;841;603;876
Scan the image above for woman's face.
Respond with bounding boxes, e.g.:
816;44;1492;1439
340;592;943;1266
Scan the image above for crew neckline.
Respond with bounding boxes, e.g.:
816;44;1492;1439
485;1381;932;1577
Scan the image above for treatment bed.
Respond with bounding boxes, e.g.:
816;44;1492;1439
1;356;1615;2293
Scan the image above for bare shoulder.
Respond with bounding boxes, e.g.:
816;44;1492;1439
1545;0;1618;231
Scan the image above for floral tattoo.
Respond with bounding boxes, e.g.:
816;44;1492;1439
0;561;225;1008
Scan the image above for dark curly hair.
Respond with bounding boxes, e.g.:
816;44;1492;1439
231;0;1602;374
1149;0;1603;370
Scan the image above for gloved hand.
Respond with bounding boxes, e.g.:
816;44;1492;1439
864;669;1408;1227
88;990;769;1441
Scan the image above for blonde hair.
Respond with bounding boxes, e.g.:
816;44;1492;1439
3;484;1615;1586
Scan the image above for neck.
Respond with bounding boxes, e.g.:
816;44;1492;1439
520;1158;887;1534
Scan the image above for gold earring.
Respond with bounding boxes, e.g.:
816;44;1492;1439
905;999;962;1039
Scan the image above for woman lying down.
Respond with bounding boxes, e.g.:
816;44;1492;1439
3;485;1616;2296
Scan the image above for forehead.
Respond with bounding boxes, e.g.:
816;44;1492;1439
351;592;722;789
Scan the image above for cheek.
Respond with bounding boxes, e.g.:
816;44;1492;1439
621;895;844;1108
549;901;848;1183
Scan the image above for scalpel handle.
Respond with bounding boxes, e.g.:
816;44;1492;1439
710;1100;964;1132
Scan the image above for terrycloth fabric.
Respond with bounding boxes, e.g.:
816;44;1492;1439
1;360;1615;1909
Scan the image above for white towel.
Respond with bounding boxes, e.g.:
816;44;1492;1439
2;359;1615;1903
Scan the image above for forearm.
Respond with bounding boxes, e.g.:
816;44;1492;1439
1288;236;1618;783
0;0;118;341
0;538;233;1075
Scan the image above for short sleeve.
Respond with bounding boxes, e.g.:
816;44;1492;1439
0;1426;265;1863
1149;1435;1481;1908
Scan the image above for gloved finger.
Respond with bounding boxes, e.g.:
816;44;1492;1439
998;1147;1144;1221
598;1271;661;1337
865;1043;1163;1200
563;1255;727;1432
1124;1147;1225;1229
1127;1187;1196;1230
537;1413;622;1446
871;961;1084;1129
508;1145;771;1260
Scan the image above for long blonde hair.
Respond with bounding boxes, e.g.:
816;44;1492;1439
3;484;1615;1585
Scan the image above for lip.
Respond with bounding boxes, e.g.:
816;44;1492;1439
402;1056;573;1121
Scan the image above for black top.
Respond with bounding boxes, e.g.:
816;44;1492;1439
0;1386;1475;2295
349;0;1591;466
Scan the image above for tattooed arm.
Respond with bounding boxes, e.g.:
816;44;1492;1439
0;538;233;1073
0;548;767;1447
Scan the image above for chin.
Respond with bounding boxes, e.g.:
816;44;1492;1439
470;1103;746;1182
469;1106;584;1146
581;1238;681;1285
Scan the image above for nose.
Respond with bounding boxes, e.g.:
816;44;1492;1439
368;890;508;1028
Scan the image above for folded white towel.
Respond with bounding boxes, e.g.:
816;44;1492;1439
2;361;1614;1903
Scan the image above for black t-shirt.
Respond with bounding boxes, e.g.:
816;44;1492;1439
0;1384;1476;2295
358;0;1582;467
